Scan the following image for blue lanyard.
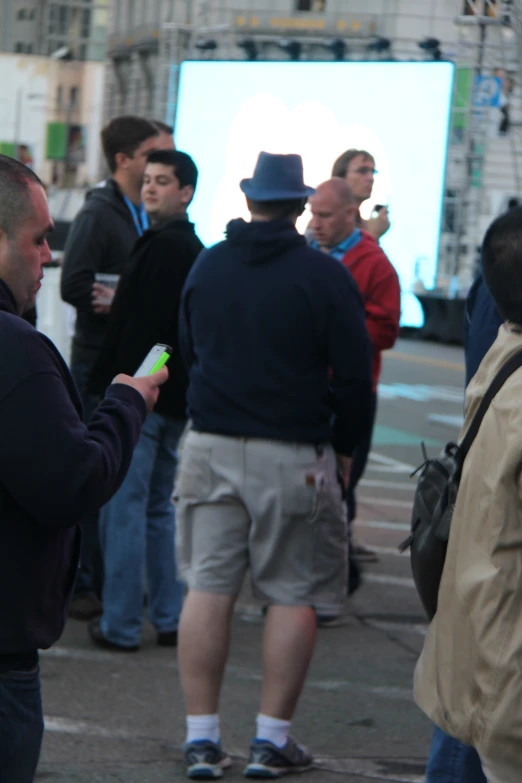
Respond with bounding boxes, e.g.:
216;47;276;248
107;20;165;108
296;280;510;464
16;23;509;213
123;195;149;237
312;229;362;263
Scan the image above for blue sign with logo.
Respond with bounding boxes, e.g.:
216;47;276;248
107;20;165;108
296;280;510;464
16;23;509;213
473;75;502;107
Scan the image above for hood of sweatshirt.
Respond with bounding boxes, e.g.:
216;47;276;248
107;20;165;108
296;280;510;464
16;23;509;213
225;217;306;264
0;279;18;316
84;178;133;220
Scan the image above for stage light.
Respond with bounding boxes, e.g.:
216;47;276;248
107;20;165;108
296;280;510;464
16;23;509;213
418;37;442;61
195;39;218;52
278;39;302;61
367;36;391;54
323;38;347;61
237;38;258;61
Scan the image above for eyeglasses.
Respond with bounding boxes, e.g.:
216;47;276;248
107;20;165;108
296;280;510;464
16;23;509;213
350;166;377;176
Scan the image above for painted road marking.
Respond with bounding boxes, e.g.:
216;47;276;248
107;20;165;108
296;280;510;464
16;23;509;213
385;350;464;372
365;545;409;557
360;479;414;491
45;716;134;739
368;452;416;474
373;424;442;448
360;497;413;509
427;413;464;429
355;520;410;531
378;383;463;404
365;574;415;589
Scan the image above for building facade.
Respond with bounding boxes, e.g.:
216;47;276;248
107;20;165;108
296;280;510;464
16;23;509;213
0;1;108;61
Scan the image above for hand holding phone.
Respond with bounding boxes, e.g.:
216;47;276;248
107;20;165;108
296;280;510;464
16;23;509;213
134;343;172;377
112;367;168;414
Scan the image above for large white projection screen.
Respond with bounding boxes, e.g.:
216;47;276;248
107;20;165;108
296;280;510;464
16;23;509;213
174;61;454;327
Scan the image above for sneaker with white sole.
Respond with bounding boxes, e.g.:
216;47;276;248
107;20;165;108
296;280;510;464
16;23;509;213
244;737;313;778
184;739;232;779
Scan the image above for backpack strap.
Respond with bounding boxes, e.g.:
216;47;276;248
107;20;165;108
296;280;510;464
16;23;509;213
459;346;522;461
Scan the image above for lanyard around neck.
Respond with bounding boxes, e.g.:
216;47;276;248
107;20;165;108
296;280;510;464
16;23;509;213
123;195;149;237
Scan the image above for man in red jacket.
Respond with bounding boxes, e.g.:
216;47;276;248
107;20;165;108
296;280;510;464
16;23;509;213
309;178;401;564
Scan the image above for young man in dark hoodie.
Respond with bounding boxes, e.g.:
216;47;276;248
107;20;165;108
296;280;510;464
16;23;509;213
60;115;160;618
0;155;167;783
176;152;373;778
88;150;203;652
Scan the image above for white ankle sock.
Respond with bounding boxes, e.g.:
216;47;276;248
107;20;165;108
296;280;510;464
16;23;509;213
186;714;220;744
255;714;291;749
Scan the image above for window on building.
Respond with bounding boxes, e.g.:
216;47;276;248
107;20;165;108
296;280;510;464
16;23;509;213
14;42;24;52
69;86;79;108
56;85;63;109
17;9;26;20
28;8;36;20
26;43;33;53
81;9;91;39
58;5;68;35
295;0;326;10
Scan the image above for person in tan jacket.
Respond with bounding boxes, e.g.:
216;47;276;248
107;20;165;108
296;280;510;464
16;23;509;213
414;206;522;783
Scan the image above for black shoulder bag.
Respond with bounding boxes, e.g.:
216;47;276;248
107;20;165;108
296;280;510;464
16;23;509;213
399;347;522;620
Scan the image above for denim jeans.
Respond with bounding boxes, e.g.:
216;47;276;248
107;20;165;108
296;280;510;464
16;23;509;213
425;726;486;783
99;412;186;647
70;357;104;598
0;665;43;783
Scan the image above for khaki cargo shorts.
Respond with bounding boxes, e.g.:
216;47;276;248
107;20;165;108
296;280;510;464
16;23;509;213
174;431;347;615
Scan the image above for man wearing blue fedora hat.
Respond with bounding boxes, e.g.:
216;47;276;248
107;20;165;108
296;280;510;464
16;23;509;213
175;151;373;779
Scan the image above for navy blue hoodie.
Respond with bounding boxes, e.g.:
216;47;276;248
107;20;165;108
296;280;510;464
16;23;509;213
179;218;373;455
0;281;145;663
464;271;503;385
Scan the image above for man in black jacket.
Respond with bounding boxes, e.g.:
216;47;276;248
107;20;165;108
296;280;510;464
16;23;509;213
88;150;203;652
176;152;373;778
60;116;160;617
0;156;167;783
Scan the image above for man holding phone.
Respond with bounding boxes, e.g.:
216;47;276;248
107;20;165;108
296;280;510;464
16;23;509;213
0;156;167;783
88;150;203;652
332;148;390;242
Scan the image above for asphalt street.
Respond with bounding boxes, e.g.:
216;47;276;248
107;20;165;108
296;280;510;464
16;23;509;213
35;338;466;783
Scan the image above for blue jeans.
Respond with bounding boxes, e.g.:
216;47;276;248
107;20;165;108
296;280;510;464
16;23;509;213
0;665;43;783
425;726;486;783
99;413;186;647
70;358;104;598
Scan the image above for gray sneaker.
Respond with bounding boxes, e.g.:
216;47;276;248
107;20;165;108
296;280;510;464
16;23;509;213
244;737;313;778
184;740;232;779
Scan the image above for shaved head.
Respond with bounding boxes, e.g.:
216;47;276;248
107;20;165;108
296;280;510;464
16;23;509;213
309;178;358;249
314;178;355;207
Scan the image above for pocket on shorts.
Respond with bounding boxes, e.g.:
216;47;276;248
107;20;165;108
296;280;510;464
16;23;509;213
280;464;320;520
174;444;212;502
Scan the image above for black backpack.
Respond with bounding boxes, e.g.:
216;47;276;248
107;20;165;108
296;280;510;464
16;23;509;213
399;347;522;620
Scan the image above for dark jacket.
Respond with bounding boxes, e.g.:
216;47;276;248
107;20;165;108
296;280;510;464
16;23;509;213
60;179;142;366
0;280;146;662
464;271;503;385
180;218;373;456
89;217;204;419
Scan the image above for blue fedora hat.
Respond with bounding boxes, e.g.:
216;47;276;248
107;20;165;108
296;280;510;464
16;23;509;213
240;152;315;201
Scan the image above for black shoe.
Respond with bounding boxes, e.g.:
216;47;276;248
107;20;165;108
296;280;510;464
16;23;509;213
184;739;232;779
157;630;178;647
68;593;103;621
244;737;313;778
88;618;139;652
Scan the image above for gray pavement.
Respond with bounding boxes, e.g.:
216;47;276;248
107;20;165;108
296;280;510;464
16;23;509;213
36;338;466;782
